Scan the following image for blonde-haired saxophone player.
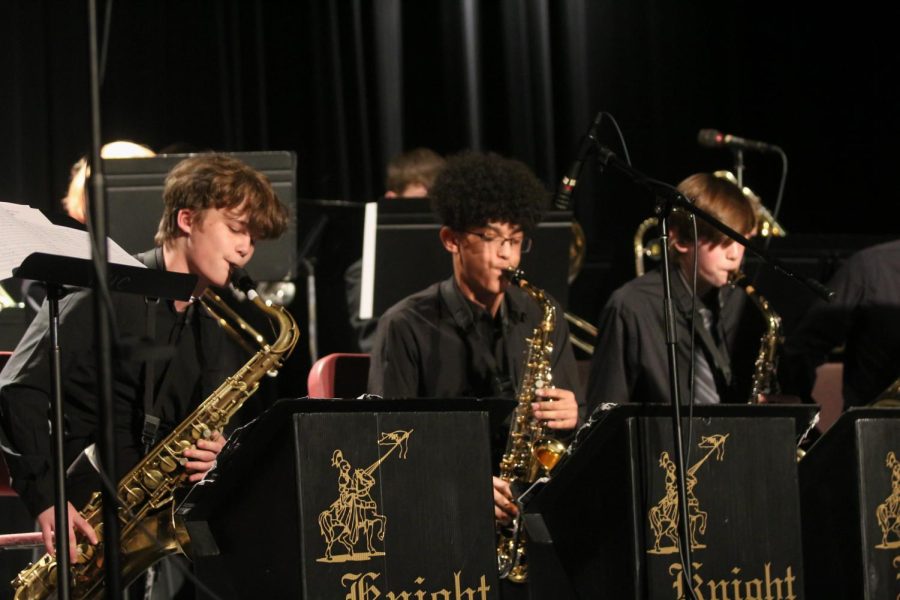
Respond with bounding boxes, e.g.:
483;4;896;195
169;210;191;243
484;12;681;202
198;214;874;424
586;172;759;407
0;154;289;563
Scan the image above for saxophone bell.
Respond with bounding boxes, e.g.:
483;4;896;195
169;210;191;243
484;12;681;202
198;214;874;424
533;438;567;472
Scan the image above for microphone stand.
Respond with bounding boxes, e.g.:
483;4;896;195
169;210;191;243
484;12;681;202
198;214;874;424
590;145;831;596
48;283;72;600
87;0;123;597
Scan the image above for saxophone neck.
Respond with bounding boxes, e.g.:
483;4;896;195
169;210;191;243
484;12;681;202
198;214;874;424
503;267;556;331
731;271;784;403
249;293;301;355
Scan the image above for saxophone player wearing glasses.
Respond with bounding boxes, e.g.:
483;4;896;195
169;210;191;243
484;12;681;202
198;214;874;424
367;152;584;566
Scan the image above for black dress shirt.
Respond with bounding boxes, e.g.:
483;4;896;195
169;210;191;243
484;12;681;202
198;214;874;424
367;277;585;424
0;249;232;517
780;239;900;407
585;266;754;408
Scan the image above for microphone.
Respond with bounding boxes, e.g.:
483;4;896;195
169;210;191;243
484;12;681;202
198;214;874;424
697;129;780;153
554;112;604;210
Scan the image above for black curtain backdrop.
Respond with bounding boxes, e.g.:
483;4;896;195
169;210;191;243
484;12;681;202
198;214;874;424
2;0;898;383
4;0;898;230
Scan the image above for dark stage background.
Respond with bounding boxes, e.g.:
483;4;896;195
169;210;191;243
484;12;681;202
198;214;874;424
1;0;897;397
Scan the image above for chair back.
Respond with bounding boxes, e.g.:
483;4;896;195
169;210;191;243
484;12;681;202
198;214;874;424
306;353;370;398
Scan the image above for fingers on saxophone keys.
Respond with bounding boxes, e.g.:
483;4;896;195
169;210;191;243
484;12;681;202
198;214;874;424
73;513;98;545
494;503;517;524
184;447;217;463
533;387;557;400
531;400;548;417
493;495;518;517
532;401;563;421
495;507;515;525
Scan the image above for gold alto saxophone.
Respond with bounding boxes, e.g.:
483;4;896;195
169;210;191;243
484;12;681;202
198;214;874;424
730;271;783;403
12;271;300;599
496;268;567;584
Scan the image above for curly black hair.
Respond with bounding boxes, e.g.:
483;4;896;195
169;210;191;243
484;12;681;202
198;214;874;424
429;151;547;233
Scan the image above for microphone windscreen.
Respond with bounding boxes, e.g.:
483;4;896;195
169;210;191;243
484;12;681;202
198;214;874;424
697;129;722;148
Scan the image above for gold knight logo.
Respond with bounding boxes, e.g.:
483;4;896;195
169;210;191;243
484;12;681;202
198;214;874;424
317;429;413;563
647;434;729;555
875;450;900;550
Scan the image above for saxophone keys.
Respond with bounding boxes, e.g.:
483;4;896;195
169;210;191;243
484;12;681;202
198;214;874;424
172;439;192;464
159;455;178;473
192;424;211;440
124;485;145;505
142;468;164;490
76;542;95;564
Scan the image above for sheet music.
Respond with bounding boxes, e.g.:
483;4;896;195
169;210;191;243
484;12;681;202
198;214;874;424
359;202;378;320
0;202;146;281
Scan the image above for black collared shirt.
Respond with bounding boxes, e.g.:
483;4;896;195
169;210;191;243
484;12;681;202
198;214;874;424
367;277;585;424
780;239;900;407
585;266;754;408
0;250;233;517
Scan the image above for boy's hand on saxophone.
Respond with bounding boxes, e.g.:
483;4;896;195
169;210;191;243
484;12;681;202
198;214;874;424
532;387;578;429
492;477;518;525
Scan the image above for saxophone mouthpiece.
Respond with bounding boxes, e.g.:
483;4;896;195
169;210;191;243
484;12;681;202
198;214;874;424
503;267;526;286
230;268;259;300
729;271;749;289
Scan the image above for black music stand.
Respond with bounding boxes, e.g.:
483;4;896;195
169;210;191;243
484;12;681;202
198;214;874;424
11;252;195;594
799;407;900;599
178;397;515;600
524;403;818;599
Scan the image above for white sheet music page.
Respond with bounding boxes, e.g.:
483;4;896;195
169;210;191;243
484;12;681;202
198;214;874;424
359;201;378;319
0;202;145;280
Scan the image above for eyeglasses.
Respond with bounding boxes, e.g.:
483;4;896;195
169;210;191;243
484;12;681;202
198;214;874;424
464;230;533;254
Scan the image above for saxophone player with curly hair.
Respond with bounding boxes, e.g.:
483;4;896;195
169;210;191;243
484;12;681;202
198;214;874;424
367;151;584;528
